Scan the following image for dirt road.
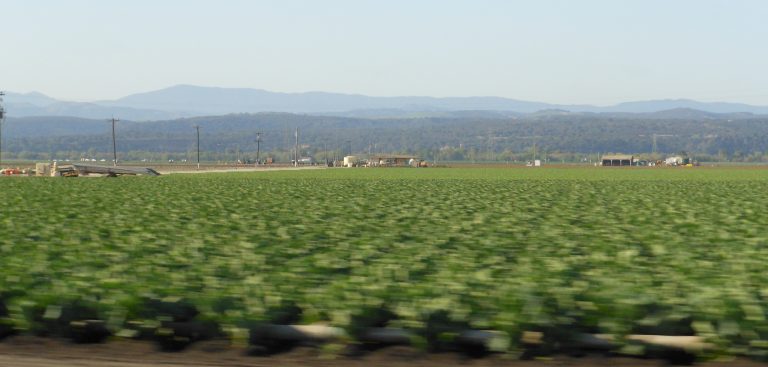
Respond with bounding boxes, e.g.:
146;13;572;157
157;165;327;175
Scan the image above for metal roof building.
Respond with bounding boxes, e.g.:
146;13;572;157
602;154;634;166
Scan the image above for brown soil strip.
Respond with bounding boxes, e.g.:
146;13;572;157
0;336;763;367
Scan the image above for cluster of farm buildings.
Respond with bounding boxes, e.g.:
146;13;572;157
600;154;696;167
341;154;427;167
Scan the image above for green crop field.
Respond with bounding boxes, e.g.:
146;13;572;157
1;167;768;358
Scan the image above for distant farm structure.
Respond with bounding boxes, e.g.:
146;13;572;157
368;154;419;167
342;154;426;168
599;153;697;167
601;154;634;166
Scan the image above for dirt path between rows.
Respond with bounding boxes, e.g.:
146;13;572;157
0;336;763;367
158;165;327;175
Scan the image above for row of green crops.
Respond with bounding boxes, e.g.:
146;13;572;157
1;167;768;357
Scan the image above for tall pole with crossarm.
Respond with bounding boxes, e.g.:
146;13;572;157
109;117;119;166
194;125;200;170
255;131;262;165
0;91;5;169
294;128;299;167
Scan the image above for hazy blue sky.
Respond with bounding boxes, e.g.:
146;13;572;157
3;0;767;105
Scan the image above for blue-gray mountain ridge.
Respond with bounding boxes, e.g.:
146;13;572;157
4;85;768;121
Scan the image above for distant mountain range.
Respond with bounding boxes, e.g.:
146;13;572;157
5;85;768;120
4;91;184;120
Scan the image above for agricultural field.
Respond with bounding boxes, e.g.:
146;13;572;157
1;167;768;362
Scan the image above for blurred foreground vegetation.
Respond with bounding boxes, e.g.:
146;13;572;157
1;167;767;358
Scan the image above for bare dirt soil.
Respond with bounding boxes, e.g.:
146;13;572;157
0;336;763;367
157;165;327;175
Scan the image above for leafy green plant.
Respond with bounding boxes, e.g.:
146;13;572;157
0;167;767;358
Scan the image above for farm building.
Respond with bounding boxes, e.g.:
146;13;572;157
368;154;419;167
343;155;360;167
602;154;634;166
665;156;683;165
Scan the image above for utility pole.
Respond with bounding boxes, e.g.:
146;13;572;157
650;134;673;157
255;131;262;164
0;91;5;169
109;117;119;166
487;129;492;162
194;125;200;170
294;127;299;167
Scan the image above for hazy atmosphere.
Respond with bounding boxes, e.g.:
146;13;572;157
3;0;768;105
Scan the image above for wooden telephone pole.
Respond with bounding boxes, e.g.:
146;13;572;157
255;131;262;164
0;91;5;169
109;117;119;166
294;128;299;167
195;125;200;170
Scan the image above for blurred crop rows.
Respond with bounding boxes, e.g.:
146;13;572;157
1;168;768;358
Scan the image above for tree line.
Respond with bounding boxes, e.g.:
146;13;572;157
3;113;768;163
